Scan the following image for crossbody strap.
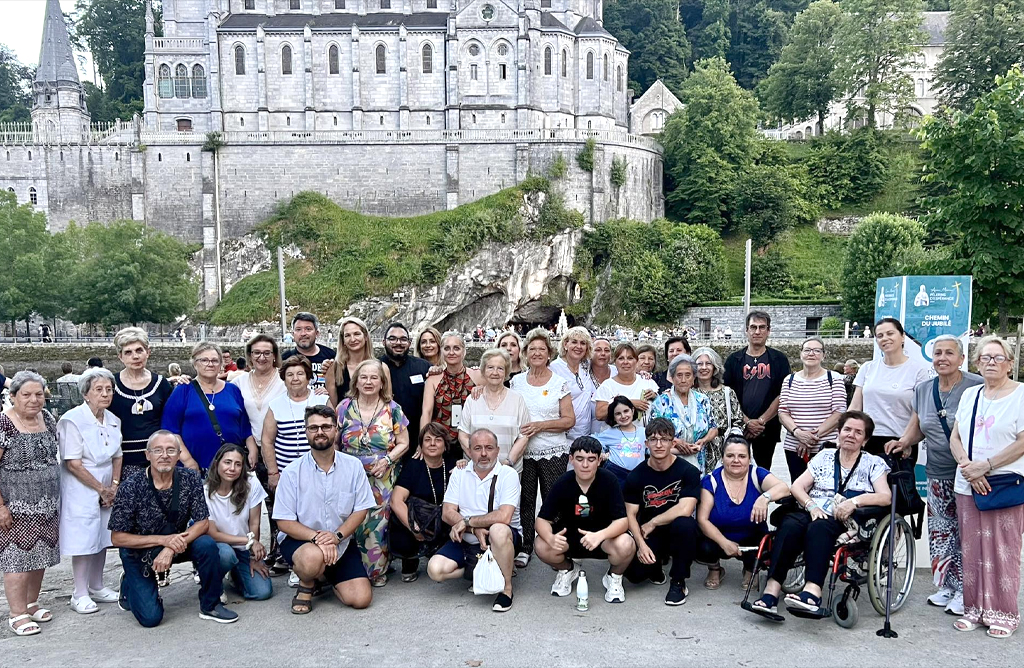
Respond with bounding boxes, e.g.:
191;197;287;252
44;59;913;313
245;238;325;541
146;467;181;526
833;451;864;496
968;388;982;460
191;379;223;438
487;474;499;513
933;378;952;440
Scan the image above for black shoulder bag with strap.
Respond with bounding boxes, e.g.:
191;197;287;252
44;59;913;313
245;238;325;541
191;379;227;446
932;377;953;440
406;462;449;543
967;389;1024;511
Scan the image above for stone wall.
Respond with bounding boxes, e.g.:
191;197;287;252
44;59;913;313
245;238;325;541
679;304;843;336
816;216;861;235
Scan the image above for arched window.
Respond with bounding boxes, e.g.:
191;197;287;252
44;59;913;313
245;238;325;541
544;47;552;75
234;45;246;75
603;53;608;81
192;65;207;98
586;52;594;80
561;49;567;77
422;43;433;74
616;65;622;92
375;44;386;74
329;45;340;75
282;45;293;75
186;153;191;162
916;78;925;97
497;43;508;57
29;187;37;205
174;64;190;98
157;64;173;98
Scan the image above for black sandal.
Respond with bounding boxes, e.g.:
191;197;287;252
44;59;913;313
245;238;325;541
291;585;315;615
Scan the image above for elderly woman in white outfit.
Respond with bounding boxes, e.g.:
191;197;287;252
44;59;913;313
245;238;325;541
58;368;123;614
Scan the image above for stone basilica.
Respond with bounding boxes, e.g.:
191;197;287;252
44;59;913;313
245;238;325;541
2;0;668;306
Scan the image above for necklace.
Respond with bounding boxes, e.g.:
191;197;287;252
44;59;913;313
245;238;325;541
357;398;382;446
723;473;747;504
425;460;447;504
199;380;219;410
484;387;507;411
937;373;963;418
117;371;159;415
979;380;1012;420
9;409;42;433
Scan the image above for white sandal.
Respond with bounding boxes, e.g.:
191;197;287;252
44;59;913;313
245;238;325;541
70;595;99;615
8;614;41;636
88;587;120;603
26;601;52;623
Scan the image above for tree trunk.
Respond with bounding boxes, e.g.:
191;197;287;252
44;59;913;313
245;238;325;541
817;109;825;136
999;294;1009;335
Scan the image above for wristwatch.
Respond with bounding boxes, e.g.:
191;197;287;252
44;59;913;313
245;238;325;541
761;491;772;502
335;530;345;543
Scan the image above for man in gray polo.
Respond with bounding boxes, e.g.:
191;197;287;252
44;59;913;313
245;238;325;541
273;404;376;614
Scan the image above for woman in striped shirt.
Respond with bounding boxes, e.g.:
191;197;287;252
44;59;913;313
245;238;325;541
262;356;331;490
777;336;848;479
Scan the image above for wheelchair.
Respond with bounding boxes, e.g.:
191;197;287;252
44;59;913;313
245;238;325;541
740;503;916;629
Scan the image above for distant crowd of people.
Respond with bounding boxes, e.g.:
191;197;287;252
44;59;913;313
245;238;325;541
1;311;1023;642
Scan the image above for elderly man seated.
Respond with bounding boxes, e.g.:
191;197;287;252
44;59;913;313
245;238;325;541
427;428;522;613
108;430;236;627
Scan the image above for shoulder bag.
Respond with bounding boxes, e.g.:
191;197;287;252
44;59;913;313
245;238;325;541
472;475;506;595
967;389;1024;511
191;379;227;446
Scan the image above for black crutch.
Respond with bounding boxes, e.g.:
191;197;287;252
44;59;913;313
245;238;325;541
877;469;906;639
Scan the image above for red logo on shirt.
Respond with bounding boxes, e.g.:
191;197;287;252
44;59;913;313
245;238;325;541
643;482;681;509
743;363;771;381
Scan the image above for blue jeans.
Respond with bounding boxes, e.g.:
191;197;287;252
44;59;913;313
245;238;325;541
118;535;227;628
217;543;273;601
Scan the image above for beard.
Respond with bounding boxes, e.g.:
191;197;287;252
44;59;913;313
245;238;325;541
474;458;496;471
385;345;409;362
309;435;335;451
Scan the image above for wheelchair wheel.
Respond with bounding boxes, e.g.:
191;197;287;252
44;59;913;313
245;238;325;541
832;588;859;629
781;560;805;594
867;514;916;615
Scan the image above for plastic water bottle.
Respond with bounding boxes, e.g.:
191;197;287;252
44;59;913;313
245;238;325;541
576;570;589;611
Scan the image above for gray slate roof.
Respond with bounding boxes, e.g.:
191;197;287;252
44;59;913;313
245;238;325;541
219;12;448;31
574;16;612;37
35;0;80;85
921;11;949;46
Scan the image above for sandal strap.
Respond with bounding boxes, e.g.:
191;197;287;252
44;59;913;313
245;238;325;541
294;585;316;595
9;614;33;623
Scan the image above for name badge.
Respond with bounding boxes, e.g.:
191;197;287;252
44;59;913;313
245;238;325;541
410;374;424;384
451;403;463;425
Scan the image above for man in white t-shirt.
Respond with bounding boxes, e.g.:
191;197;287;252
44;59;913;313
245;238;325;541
427;428;523;613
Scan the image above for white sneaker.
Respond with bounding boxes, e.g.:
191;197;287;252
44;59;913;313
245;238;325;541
288;571;300;588
603;572;626;603
550;561;580;597
928;587;954;607
945;591;964;616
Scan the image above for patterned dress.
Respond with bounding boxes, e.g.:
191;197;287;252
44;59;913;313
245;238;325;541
650;388;718;473
432;368;475;443
0;412;61;573
701;384;745;472
337;398;409;580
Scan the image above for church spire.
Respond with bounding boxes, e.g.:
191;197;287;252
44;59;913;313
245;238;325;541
35;0;81;86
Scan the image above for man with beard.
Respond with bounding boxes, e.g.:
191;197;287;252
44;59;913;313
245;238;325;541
281;312;336;391
427;429;522;613
380;322;432;453
273;405;376;614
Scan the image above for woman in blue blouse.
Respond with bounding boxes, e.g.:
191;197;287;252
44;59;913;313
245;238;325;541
650;353;718;472
697;435;790;590
161;342;257;473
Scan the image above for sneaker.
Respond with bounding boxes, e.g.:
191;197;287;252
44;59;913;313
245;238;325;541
665;580;688;606
199;603;239;624
603;571;626;603
192;569;200;585
117;573;130;612
928;587;954;607
648;569;667;586
492;592;514;612
288;571;300;588
550;561;581;597
945;592;964;616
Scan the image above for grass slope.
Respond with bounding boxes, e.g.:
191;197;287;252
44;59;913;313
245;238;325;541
722;223;847;299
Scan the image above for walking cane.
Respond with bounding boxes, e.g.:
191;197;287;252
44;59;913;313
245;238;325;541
877;469;907;639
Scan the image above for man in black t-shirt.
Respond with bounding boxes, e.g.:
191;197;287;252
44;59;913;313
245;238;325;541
535;436;636;603
624;417;701;606
380;322;432;453
281;312;336;390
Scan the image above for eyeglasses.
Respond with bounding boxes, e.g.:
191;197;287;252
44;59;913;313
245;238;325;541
386;336;411;344
251;351;274;358
980;355;1008;364
802;348;824;355
748;325;769;332
648;436;674;444
305;424;336;433
147;448;179;457
194;358;220;366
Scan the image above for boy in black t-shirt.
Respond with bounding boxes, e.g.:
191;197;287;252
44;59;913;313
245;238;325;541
623;417;702;606
536;437;637;603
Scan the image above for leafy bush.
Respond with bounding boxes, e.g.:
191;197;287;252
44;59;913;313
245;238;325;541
548;153;568;180
841;212;924;322
820;316;844;336
577;138;597;173
804;128;890;208
751;246;794;295
610;156;628;188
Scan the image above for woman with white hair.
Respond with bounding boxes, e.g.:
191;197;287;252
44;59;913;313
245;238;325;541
650;354;718;472
692;346;745;472
58;368;123;614
1;371;61;636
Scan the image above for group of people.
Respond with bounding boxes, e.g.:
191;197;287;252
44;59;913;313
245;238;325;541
2;310;1023;642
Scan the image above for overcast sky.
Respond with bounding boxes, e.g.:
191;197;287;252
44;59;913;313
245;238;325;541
2;0;96;82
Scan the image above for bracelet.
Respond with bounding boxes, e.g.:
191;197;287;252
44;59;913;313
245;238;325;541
112;479;120;486
804;500;817;510
384;454;394;466
244;531;255;551
268;470;279;476
987;458;994;471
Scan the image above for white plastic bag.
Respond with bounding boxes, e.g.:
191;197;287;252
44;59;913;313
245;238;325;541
472;548;505;595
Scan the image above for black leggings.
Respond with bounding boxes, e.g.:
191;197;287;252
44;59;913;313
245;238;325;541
766;511;846;588
520;454;569;555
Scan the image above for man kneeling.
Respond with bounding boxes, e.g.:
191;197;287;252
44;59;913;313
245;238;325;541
427;428;522;612
535;436;636;602
273;405;376;614
109;431;236;626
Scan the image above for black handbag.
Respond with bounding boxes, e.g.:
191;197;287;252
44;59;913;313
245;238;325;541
407;497;444;542
967;389;1024;511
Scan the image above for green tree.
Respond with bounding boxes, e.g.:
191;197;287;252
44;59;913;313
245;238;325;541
733;164;797;249
833;0;926;127
803;128;890;207
918;68;1024;332
727;0;789;89
691;0;733;62
933;0;1024;112
751;245;795;294
604;0;692;93
662;57;759;229
68;221;197;326
841;212;924;322
72;0;158;121
0;44;32;123
0;191;51;337
757;0;844;133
